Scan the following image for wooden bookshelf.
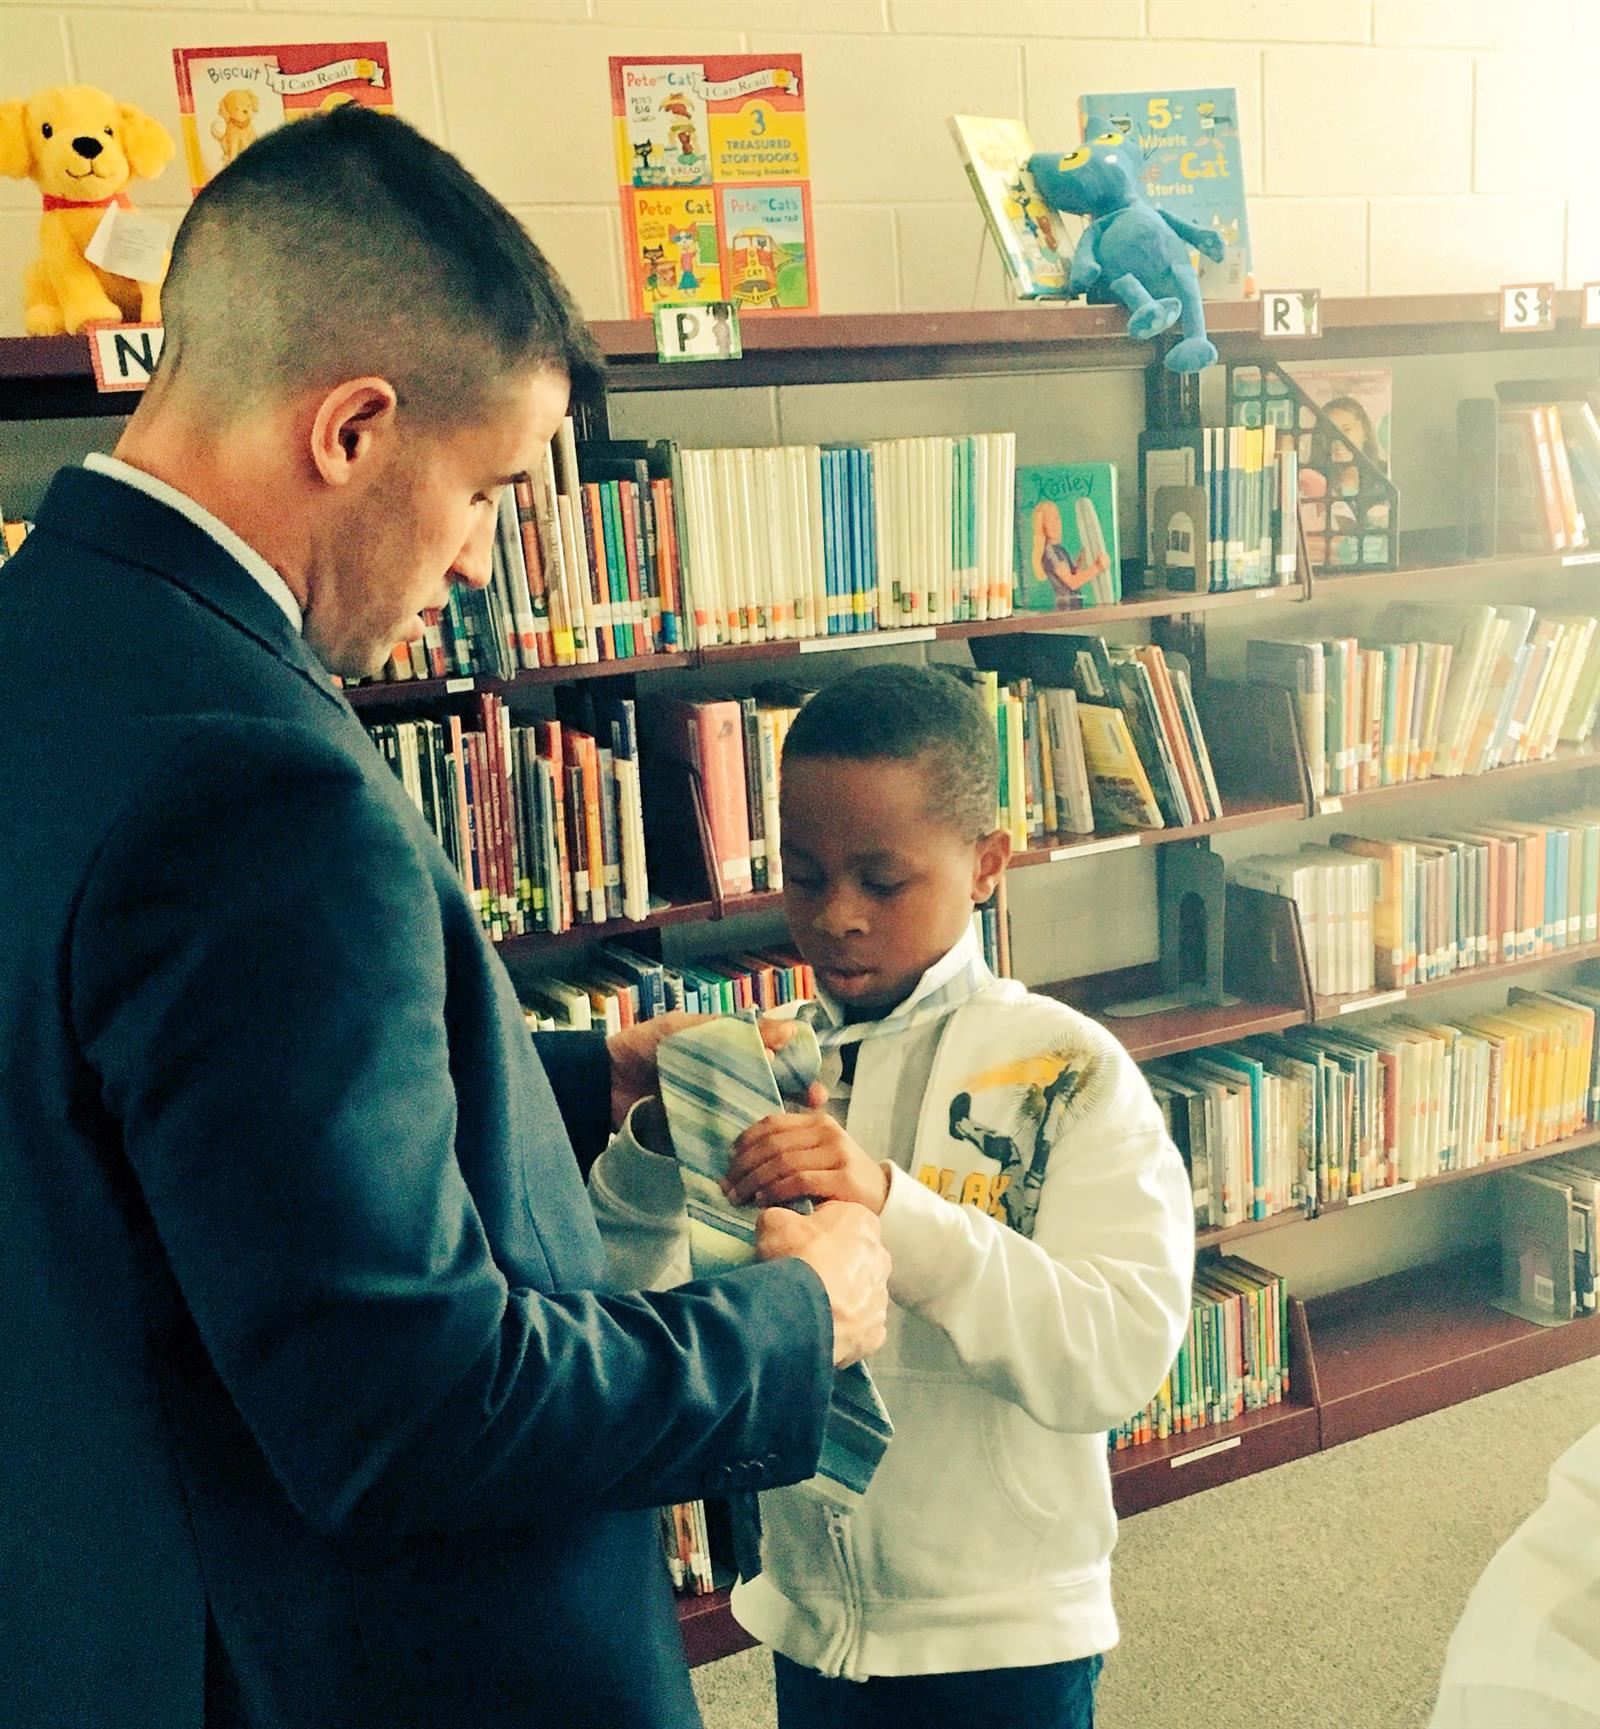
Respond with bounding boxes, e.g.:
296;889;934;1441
1308;1253;1600;1448
1109;1299;1319;1517
9;293;1600;1592
8;291;1598;413
1314;740;1600;815
1312;936;1600;1021
676;1587;756;1669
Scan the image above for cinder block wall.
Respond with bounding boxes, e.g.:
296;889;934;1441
3;0;1594;333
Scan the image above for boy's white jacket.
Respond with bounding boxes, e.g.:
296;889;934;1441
590;959;1194;1681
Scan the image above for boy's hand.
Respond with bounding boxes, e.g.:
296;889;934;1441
607;1014;799;1129
725;1084;890;1214
756;1201;890;1366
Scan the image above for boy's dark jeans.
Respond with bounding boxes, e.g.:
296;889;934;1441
772;1650;1105;1729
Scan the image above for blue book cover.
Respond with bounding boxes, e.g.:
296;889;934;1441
1076;87;1252;301
1014;461;1121;612
853;447;873;631
844;447;863;633
862;446;879;630
1203;1048;1268;1219
821;450;841;634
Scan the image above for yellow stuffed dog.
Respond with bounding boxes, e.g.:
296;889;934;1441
0;85;175;335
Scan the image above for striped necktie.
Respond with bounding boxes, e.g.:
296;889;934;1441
657;1017;893;1519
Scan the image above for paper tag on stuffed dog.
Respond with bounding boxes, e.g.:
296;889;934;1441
85;207;171;283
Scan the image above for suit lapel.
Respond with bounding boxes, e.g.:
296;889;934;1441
33;467;350;714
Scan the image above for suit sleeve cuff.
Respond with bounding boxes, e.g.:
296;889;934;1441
878;1162;964;1310
601;1104;686;1217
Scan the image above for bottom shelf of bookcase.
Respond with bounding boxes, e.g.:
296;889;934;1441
677;1586;756;1669
1307;1254;1600;1449
1109;1395;1320;1517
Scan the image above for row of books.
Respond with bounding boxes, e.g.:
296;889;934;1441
678;434;1019;645
1139;423;1301;594
370;425;691;682
1233;812;1600;999
656;690;805;899
1335;815;1600;992
973;635;1224;835
1112;1256;1288;1449
1500;1149;1600;1325
368;693;650;940
660;1501;718;1597
520;945;815;1034
1496;396;1598;556
1152;980;1600;1230
1245;603;1600;801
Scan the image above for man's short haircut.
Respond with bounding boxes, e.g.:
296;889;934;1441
782;663;999;839
157;105;603;420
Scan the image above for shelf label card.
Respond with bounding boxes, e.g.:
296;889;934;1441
1171;1435;1243;1468
86;322;164;393
1349;1180;1417;1206
445;677;475;693
1583;283;1600;329
1499;283;1556;332
799;626;935;654
1049;834;1141;862
655;301;742;364
1260;289;1320;338
1317;796;1344;815
1338;988;1407;1015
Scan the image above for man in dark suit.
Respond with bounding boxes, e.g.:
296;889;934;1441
0;108;889;1729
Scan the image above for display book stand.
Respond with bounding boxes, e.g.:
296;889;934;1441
5;294;1600;1666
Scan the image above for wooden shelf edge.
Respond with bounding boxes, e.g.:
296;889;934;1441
492;890;786;957
1196;1123;1600;1251
1319;742;1600;813
1310;1257;1600;1449
676;1587;756;1669
1109;1397;1318;1517
1314;936;1600;1020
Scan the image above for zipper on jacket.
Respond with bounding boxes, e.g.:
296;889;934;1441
823;1506;864;1680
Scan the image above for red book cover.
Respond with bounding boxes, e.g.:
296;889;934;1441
173;41;394;196
659;698;753;897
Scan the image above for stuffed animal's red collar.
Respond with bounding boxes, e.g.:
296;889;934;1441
41;191;132;213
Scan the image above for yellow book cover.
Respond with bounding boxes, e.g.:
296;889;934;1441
1076;702;1164;831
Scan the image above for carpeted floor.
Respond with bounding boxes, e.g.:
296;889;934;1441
693;1355;1600;1728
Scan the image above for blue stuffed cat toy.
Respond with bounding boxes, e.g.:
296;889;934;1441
1028;130;1223;373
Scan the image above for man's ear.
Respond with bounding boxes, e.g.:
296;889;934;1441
309;378;400;486
973;827;1012;902
118;103;176;180
0;102;32;180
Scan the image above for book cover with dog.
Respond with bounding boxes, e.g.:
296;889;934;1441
173;42;395;195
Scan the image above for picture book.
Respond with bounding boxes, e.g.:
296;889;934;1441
611;55;815;318
1076;87;1251;300
172;42;394;195
947;115;1071;299
1014;462;1121;611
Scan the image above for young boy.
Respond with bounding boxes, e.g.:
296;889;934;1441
590;663;1193;1728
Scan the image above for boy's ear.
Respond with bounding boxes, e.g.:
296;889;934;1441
973;827;1011;902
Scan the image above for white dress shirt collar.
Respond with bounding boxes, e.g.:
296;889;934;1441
84;452;304;634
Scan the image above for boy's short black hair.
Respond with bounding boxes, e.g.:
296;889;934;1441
159;105;603;420
782;663;999;839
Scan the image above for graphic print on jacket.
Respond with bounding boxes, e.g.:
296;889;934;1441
927;1044;1089;1238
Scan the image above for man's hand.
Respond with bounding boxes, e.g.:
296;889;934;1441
607;1014;799;1129
724;1083;889;1213
756;1202;890;1367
